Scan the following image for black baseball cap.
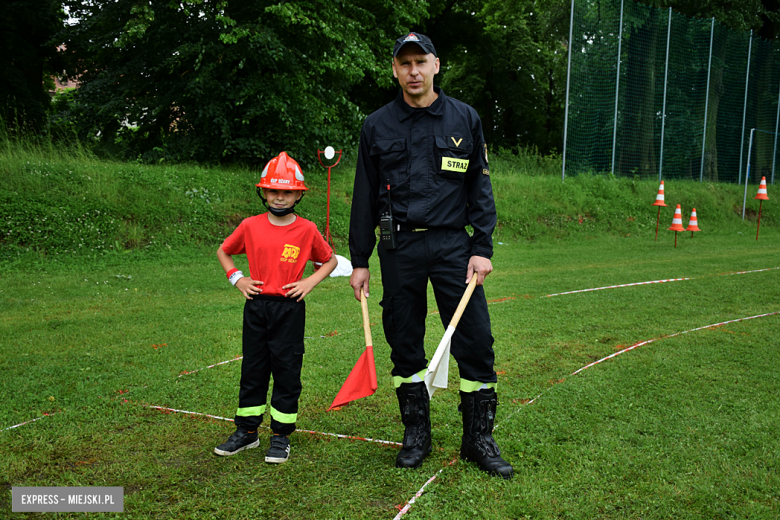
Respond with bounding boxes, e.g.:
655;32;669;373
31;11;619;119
393;32;437;57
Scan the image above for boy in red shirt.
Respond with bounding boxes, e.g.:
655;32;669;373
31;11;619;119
214;152;337;463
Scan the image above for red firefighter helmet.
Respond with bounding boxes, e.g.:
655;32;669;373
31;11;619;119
256;152;308;191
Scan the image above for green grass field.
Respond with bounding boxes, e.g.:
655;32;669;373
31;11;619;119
2;134;780;517
2;229;779;518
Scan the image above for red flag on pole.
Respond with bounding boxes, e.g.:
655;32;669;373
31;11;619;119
328;290;377;410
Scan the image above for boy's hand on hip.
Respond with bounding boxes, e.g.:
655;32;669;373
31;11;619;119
236;278;263;299
282;279;316;302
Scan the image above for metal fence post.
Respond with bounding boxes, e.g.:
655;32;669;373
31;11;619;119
659;7;672;183
739;31;753;185
743;128;755;220
773;64;780;185
610;0;625;176
700;18;715;182
561;0;576;183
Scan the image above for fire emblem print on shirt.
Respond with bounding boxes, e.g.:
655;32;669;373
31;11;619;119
280;244;300;263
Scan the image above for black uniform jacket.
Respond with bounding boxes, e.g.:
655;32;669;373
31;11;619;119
349;87;497;269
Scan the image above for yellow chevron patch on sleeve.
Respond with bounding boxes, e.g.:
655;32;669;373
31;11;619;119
441;158;469;173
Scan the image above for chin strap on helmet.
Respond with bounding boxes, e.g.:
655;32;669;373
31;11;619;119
257;187;305;217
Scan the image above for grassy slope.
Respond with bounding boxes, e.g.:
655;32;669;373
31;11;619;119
1;137;774;263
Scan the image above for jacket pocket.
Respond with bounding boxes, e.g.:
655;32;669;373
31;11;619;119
371;138;409;182
435;135;473;180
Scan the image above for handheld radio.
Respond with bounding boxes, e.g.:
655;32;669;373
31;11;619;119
379;179;397;250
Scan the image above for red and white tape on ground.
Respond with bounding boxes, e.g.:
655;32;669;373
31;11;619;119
2;413;56;432
415;310;780;518
177;355;243;378
148;405;234;422
723;267;780;276
545;266;779;298
393;466;449;520
6;307;780;518
545;277;690;297
6;268;780;516
173;267;780;381
498;310;780;428
295;428;402;446
147;405;401;446
571;310;780;376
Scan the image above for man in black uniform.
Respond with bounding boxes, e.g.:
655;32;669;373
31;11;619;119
348;32;513;479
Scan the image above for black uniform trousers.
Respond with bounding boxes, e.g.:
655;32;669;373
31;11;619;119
234;295;305;436
377;227;496;383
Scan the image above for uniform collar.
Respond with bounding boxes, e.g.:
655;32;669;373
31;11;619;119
394;87;446;121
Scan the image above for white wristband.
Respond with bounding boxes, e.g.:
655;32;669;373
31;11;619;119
229;271;244;286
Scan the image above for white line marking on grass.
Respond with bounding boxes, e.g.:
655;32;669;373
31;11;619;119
146;405;402;446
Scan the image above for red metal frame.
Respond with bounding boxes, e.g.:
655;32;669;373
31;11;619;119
317;149;343;247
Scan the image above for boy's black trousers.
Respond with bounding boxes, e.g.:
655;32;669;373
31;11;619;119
234;295;305;436
377;227;497;384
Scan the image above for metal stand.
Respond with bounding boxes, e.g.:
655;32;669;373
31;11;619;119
317;148;343;247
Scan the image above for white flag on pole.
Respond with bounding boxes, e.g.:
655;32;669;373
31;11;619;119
424;325;455;398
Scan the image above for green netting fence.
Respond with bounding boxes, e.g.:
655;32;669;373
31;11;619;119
562;0;780;186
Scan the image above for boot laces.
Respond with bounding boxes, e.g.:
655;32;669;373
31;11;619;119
401;395;419;446
477;399;501;458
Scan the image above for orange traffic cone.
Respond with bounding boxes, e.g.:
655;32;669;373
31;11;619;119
668;204;684;247
652;181;668;207
754;176;769;241
669;205;685;231
754;177;769;201
686;208;701;237
652;181;668;241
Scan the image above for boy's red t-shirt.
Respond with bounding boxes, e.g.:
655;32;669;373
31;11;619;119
221;214;332;297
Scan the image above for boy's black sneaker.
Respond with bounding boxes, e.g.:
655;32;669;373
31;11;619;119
265;435;290;464
214;426;259;456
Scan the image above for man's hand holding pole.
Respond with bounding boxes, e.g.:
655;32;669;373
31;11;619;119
466;255;493;285
350;267;371;302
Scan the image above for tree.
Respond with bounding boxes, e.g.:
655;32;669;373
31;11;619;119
58;0;427;163
426;0;570;154
0;0;65;129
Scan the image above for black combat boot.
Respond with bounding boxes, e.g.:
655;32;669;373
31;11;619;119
460;388;514;479
395;382;432;468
